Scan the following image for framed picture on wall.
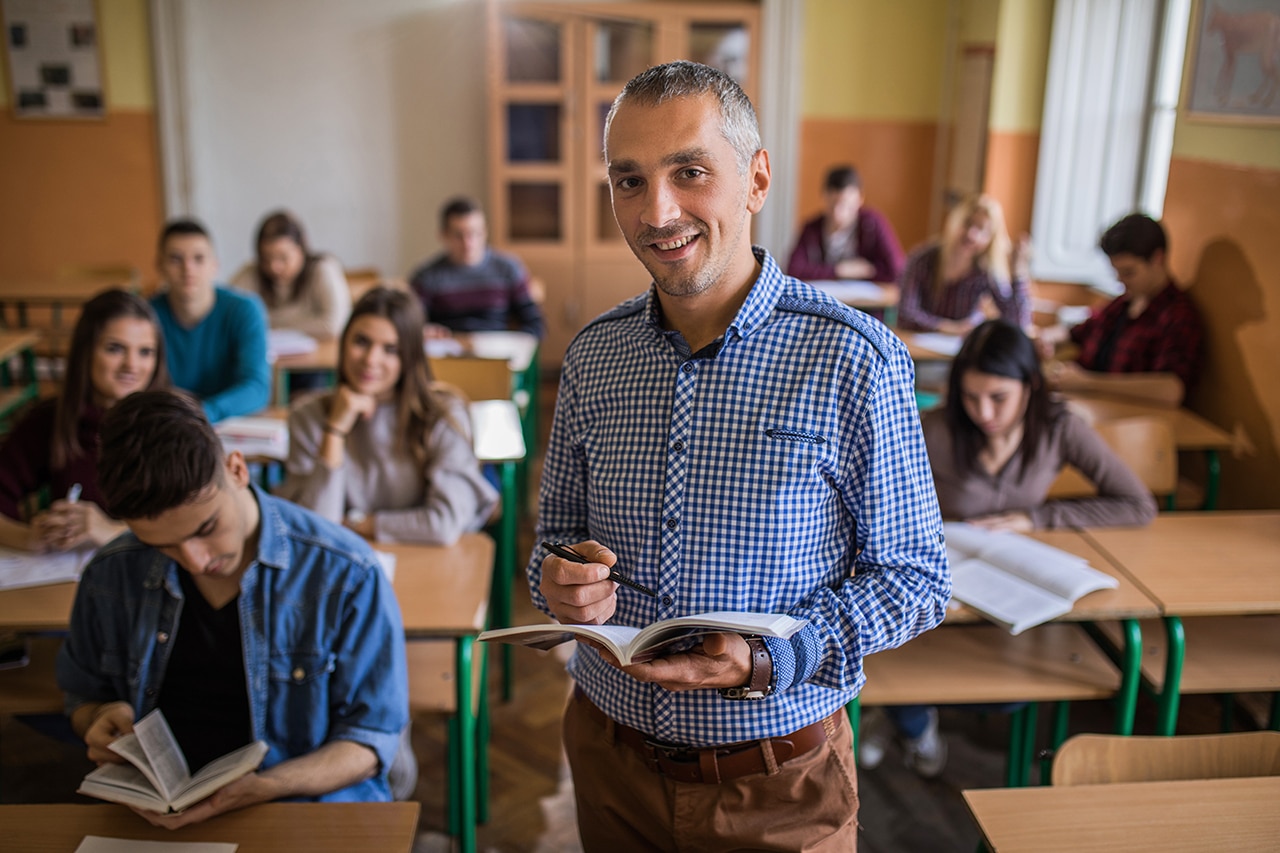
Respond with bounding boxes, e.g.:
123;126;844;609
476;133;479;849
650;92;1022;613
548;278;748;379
1184;0;1280;124
1;0;105;119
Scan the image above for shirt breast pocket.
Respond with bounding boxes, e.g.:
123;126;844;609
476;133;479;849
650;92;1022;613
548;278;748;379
759;425;840;528
269;652;336;753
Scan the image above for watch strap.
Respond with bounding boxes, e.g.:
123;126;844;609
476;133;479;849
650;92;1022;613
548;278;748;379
719;635;773;700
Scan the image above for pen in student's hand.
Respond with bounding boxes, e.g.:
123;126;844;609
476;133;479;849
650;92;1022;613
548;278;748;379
542;541;658;597
66;484;82;504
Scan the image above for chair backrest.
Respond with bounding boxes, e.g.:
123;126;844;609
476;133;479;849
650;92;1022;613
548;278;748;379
1051;732;1280;786
1048;415;1177;498
429;356;512;402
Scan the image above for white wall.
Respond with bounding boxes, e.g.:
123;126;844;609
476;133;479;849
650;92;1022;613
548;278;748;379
154;0;487;278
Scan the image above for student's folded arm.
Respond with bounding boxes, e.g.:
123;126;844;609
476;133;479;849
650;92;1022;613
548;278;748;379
202;297;271;422
769;343;951;696
1030;413;1157;530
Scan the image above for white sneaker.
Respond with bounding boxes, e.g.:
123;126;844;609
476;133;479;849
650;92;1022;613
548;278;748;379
903;708;947;778
857;708;891;770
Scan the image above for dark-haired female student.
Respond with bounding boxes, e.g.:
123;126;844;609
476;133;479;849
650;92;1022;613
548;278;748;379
860;319;1156;777
278;286;497;545
230;209;351;339
0;289;170;552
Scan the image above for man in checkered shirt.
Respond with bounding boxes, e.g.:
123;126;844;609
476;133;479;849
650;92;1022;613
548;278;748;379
529;61;950;851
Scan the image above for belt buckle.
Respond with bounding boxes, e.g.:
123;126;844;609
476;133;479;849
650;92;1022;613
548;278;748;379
643;736;696;763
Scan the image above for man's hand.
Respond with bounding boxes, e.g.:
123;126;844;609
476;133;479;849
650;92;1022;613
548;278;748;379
129;772;278;830
539;540;619;625
617;632;752;692
83;702;136;765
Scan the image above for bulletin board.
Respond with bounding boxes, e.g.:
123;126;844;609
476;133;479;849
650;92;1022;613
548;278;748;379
1;0;105;118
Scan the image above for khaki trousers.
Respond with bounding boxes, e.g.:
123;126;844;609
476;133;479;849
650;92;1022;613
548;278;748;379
563;690;859;852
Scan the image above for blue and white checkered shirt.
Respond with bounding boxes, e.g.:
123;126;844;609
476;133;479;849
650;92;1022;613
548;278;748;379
530;248;950;746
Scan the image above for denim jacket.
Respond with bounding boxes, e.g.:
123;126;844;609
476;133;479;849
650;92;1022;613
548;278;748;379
56;485;409;802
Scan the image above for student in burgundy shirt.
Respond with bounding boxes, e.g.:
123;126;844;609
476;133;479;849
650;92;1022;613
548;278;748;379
785;164;905;284
1048;213;1203;406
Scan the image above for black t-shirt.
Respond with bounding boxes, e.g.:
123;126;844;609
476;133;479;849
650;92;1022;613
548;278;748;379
157;570;254;773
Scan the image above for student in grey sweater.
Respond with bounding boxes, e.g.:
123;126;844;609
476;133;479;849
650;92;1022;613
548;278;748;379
278;287;497;545
862;319;1155;778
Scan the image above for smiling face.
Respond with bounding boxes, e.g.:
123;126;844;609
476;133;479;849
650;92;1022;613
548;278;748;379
959;369;1030;441
341;315;402;400
126;458;255;582
90;317;159;407
605;93;769;302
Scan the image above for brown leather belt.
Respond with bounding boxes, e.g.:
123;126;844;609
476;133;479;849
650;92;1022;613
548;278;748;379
577;690;836;784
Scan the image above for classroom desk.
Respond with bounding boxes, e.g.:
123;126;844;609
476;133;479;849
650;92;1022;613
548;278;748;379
1064;394;1235;509
0;329;42;426
0;801;420;852
1081;512;1280;735
271;337;340;404
0;276;136;329
963;775;1280;852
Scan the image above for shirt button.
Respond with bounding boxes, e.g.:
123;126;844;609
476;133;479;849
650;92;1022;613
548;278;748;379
292;667;306;682
145;688;156;697
682;363;694;373
156;632;169;644
673;440;685;452
661;595;673;606
665;518;678;530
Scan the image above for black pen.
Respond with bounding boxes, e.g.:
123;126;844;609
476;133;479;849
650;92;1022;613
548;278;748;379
542;541;658;597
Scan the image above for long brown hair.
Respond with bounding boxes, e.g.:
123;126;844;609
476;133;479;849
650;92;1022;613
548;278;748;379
936;194;1011;292
253;210;318;307
53;289;171;468
336;287;464;468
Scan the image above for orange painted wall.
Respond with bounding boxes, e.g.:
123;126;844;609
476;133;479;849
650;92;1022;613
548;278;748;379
1163;157;1280;509
982;129;1039;238
0;112;162;279
795;118;940;255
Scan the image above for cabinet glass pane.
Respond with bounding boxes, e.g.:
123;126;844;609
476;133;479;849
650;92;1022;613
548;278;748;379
508;183;561;241
507;104;561;162
505;18;560;83
688;23;750;84
597;182;622;242
593;20;653;83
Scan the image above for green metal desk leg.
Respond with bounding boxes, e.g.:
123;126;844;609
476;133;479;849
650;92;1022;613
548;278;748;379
497;460;518;702
1040;701;1072;784
845;696;861;755
1006;704;1034;788
1203;450;1221;511
454;636;477;853
1081;619;1142;735
1156;616;1186;736
477;641;491;824
1269;693;1279;731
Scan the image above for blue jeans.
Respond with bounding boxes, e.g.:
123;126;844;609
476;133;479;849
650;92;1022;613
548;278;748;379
887;703;1028;738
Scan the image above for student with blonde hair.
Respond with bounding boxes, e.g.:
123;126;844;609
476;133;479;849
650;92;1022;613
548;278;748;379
898;194;1031;334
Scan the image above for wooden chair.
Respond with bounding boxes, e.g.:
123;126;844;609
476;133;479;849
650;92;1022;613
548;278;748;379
1051;731;1280;786
1049;415;1177;508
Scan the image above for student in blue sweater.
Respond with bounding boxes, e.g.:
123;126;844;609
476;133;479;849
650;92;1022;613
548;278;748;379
150;219;270;422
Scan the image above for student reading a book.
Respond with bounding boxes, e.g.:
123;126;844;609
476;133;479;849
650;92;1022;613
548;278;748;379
277;286;497;544
230;210;352;340
532;61;949;850
150;218;271;423
897;194;1032;334
0;290;170;553
56;391;410;828
860;319;1156;777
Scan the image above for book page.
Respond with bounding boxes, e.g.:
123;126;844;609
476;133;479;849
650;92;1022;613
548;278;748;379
170;741;268;813
131;710;191;802
477;623;636;662
76;835;238;852
78;762;167;812
949;559;1073;634
633;611;806;650
0;546;91;591
944;523;1116;602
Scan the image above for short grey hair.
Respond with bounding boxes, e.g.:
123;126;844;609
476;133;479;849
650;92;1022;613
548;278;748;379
603;60;762;173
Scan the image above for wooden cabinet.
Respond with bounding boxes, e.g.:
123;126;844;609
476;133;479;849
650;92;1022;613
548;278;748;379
486;1;760;364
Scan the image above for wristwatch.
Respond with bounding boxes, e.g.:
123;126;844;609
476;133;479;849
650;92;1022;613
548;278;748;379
719;635;773;700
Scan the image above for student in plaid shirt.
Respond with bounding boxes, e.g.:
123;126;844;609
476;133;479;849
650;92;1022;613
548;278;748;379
1047;213;1204;406
529;61;949;851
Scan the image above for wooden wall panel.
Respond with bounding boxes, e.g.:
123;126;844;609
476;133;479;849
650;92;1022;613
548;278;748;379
983;129;1039;239
794;118;939;256
0;112;162;282
1163;157;1280;509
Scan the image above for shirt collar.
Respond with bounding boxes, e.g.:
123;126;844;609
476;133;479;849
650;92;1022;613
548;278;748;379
249;483;289;571
641;246;785;346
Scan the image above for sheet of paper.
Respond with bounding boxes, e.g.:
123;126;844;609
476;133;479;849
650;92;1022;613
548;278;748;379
374;549;396;583
810;280;891;304
76;836;237;853
907;332;964;357
0;546;92;591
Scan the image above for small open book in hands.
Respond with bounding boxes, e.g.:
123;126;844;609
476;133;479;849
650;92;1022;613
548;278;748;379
479;611;806;665
78;708;268;814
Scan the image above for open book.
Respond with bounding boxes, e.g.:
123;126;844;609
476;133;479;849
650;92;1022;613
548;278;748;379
479;611;806;666
945;522;1119;635
214;416;289;460
78;709;268;814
